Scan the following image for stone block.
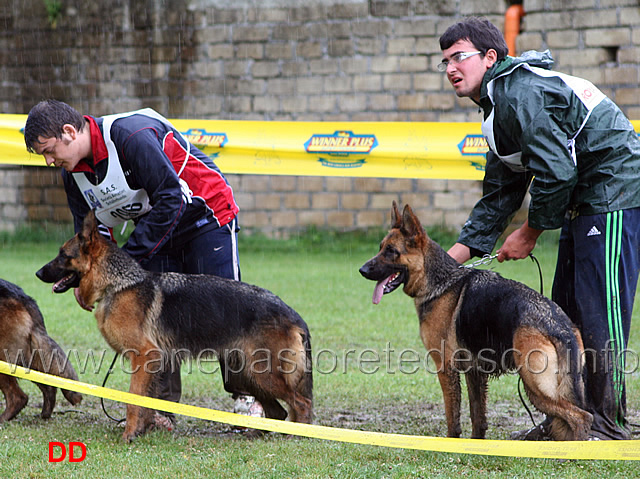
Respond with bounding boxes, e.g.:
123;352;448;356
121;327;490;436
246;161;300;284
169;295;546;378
326;177;354;192
272;176;297;192
585;28;631;47
284;193;311;209
356;210;385;228
353;75;382;92
271;211;299;228
341;193;369;209
326;210;355;228
370;193;401;209
232;26;270;42
298;210;325;226
329;39;355;57
312;193;339;209
354;178;383;192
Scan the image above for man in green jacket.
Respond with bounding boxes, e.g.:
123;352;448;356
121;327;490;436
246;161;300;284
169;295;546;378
440;17;640;440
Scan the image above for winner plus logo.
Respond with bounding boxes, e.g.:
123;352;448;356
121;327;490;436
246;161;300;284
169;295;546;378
181;129;228;149
457;135;489;156
304;130;377;169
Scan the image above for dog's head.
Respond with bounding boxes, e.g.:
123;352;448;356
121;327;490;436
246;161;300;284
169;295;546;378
36;210;103;293
359;202;428;303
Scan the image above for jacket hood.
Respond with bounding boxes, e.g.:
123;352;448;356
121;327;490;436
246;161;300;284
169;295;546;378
478;49;554;109
499;49;554;75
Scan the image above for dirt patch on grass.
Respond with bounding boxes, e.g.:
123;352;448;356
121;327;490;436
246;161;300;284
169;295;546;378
31;391;640;441
82;394;640;441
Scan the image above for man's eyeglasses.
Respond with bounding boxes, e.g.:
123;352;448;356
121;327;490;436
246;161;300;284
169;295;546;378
437;51;482;72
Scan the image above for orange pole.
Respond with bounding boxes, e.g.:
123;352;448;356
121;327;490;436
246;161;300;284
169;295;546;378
504;4;526;56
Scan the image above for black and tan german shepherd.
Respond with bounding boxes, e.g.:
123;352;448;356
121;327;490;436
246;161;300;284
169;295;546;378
36;211;313;442
359;202;593;441
0;279;82;422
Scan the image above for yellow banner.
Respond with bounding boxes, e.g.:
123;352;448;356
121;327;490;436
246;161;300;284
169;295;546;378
7;114;640;181
2;114;489;179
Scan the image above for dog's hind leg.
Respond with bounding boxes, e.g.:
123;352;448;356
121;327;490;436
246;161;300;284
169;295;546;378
258;397;288;421
465;370;489;439
34;383;57;419
514;327;593;441
242;326;314;425
0;373;28;422
287;391;313;424
279;330;313;424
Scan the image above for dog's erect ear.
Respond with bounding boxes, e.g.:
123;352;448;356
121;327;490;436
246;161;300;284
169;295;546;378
401;204;426;244
80;210;100;241
391;201;402;229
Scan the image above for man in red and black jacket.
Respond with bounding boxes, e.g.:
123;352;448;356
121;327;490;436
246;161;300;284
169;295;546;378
25;99;263;427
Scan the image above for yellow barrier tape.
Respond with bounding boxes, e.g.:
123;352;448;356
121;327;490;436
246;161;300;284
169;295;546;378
1;360;638;460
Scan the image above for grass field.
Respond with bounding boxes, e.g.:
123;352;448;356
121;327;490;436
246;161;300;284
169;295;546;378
0;225;638;478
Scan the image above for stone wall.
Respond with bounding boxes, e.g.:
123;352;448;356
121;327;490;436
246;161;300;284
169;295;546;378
1;0;639;234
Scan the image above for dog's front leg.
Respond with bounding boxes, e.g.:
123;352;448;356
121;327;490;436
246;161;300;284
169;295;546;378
437;365;462;438
123;348;159;442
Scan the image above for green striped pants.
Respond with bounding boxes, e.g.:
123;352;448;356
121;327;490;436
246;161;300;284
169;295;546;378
552;208;639;440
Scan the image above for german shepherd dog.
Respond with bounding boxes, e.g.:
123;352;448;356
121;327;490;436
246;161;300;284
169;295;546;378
0;279;82;422
36;211;313;442
359;203;593;440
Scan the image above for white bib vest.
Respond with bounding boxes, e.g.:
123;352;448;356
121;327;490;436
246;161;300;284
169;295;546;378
481;64;606;172
73;108;192;228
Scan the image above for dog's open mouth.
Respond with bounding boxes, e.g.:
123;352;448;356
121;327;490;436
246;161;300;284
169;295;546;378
52;273;79;294
372;271;404;304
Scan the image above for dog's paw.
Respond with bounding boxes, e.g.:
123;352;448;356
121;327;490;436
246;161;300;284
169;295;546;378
64;391;83;406
122;422;153;443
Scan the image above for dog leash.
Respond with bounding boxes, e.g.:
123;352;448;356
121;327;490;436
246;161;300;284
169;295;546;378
459;253;499;269
101;352;125;424
461;253;544;296
527;253;544;296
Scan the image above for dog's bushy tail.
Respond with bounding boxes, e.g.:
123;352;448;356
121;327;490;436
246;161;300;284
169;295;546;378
299;328;313;403
553;326;587;410
547;324;592;440
28;304;83;406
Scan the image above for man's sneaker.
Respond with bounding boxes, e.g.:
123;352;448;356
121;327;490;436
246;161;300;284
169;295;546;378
231;395;265;434
233;395;265;418
153;412;175;432
510;423;551;441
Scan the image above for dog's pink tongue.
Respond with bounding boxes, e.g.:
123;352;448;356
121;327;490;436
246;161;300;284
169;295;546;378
372;276;391;305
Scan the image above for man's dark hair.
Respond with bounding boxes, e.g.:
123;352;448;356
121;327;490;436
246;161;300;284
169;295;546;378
24;99;86;153
439;17;509;60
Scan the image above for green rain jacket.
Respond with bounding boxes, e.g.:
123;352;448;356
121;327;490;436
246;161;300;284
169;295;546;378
458;50;640;256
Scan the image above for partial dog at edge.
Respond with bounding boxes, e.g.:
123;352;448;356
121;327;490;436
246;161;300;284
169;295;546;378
36;211;313;442
359;202;593;440
0;279;82;422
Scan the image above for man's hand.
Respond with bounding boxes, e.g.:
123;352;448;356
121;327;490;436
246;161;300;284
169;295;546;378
74;288;94;312
497;220;542;262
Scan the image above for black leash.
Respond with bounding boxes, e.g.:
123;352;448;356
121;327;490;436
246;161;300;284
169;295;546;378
517;376;539;427
520;253;544;428
528;253;543;298
100;352;125;424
